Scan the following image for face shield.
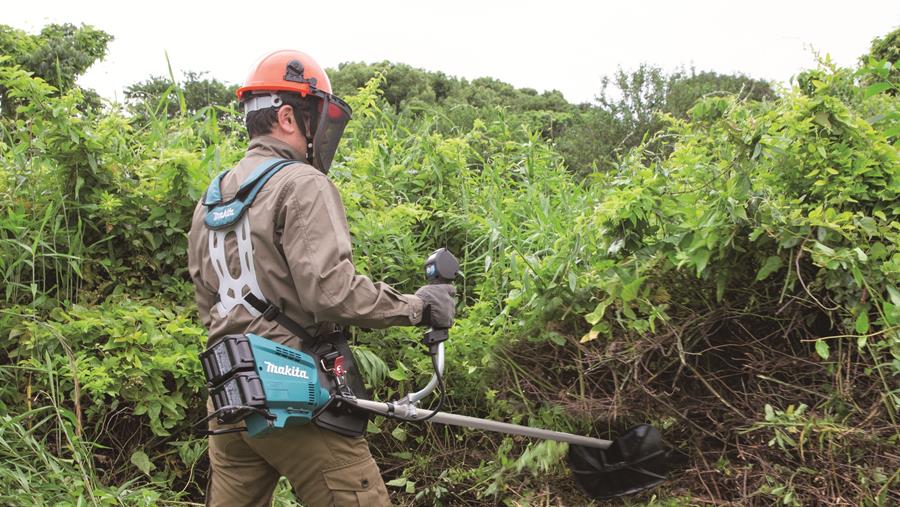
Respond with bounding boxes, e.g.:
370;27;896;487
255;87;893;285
309;91;352;174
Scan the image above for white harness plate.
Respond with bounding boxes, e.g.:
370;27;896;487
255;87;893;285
208;214;266;317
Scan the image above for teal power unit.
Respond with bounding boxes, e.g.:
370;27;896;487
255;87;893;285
200;333;331;437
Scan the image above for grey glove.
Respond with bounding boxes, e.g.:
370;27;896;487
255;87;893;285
414;284;457;328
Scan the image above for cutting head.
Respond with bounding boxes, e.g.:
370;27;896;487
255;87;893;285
568;424;670;498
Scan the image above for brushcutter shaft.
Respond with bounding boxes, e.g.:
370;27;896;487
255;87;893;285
349;398;613;450
370;247;611;449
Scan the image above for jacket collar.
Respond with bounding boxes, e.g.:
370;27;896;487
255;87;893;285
247;135;305;162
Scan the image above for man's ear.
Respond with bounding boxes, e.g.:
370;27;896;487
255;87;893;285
276;105;296;134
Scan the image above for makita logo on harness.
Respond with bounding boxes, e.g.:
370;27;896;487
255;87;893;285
263;361;309;379
212;208;235;221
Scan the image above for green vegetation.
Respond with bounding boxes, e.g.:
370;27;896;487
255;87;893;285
0;23;111;115
125;70;238;122
1;23;898;506
328;61;775;175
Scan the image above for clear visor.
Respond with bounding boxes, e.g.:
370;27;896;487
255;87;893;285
311;92;352;174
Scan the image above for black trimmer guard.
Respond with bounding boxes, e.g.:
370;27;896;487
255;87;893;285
568;424;669;499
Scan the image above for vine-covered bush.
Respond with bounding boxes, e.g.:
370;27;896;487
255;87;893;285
0;40;897;506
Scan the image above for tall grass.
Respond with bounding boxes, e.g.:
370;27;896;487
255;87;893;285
0;359;179;505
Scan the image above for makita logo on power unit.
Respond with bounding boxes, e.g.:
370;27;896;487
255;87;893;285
212;208;235;221
263;361;309;379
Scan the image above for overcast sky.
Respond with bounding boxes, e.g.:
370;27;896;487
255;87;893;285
6;1;898;104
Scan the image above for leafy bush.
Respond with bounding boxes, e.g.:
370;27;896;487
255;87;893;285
0;23;897;506
13;298;205;435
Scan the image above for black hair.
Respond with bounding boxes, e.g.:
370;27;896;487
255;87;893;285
245;92;314;139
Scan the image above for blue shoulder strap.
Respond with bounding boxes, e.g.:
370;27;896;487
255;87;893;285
203;158;296;230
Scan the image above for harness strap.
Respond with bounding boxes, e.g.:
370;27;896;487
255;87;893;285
204;158;297;230
243;292;317;344
204;158;302;319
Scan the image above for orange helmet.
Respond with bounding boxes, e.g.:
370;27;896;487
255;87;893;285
236;49;332;99
237;50;352;174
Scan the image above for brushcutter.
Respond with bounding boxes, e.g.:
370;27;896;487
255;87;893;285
197;248;670;499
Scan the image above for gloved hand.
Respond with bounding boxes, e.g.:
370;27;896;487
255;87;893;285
414;284;456;328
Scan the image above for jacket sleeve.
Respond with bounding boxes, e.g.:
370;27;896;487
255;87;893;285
280;173;424;328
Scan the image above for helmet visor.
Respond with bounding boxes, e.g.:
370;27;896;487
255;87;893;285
311;92;352;174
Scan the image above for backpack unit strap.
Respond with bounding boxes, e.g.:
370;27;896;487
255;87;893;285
203;158;300;320
203;158;297;230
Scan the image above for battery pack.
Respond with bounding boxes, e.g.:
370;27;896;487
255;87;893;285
210;371;267;409
200;334;256;386
199;333;332;436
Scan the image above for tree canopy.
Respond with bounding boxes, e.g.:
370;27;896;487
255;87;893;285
0;23;111;114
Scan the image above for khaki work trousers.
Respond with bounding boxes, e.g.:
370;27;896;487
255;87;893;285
206;407;390;507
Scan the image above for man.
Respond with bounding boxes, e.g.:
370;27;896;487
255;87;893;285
188;49;456;507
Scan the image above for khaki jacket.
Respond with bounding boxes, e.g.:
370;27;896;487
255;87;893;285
188;135;423;347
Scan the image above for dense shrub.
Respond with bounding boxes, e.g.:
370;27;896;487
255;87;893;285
0;27;897;506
